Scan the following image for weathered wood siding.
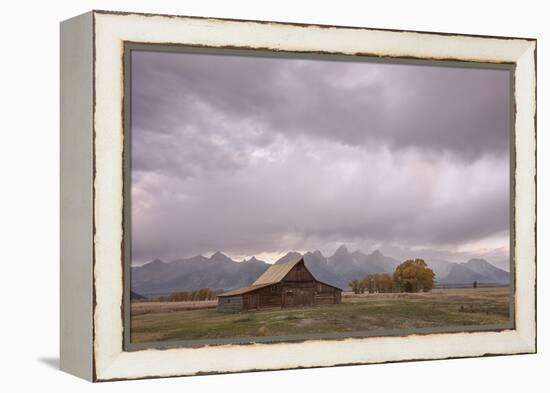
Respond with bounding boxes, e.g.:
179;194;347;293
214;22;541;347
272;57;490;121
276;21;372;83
256;284;283;309
314;282;342;305
281;282;314;307
217;295;243;312
282;261;313;282
334;290;342;304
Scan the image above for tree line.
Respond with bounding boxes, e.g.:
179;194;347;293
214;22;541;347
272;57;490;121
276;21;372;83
349;274;393;294
155;287;223;302
349;258;435;294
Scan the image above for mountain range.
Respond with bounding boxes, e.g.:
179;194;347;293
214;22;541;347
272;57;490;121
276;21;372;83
131;245;510;295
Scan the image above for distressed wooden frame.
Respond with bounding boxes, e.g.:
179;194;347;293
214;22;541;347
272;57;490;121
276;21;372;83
60;10;537;382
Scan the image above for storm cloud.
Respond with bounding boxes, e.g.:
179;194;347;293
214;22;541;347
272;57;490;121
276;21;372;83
130;50;511;265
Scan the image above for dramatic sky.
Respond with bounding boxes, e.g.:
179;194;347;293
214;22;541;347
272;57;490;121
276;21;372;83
130;50;511;269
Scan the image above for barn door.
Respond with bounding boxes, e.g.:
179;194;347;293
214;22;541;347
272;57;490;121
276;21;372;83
283;288;313;307
283;289;294;308
296;288;313;306
246;294;259;310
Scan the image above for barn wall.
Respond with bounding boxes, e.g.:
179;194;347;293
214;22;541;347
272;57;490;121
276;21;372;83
218;280;342;311
256;285;282;309
281;282;314;307
217;295;243;312
334;290;342;304
282;262;314;282
314;282;342;305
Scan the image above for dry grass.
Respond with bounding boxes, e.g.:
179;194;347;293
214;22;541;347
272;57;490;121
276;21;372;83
342;287;508;301
131;300;217;316
130;287;511;344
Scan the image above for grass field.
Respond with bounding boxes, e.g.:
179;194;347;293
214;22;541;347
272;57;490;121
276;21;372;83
130;287;511;344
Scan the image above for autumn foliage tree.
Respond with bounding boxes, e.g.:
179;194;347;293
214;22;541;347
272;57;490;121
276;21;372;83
350;274;394;294
349;279;365;294
392;259;435;293
363;274;394;293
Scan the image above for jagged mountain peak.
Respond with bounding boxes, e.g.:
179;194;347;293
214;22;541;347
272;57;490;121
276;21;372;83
313;250;324;258
333;244;350;257
274;251;303;264
305;250;325;260
370;249;383;257
210;251;231;262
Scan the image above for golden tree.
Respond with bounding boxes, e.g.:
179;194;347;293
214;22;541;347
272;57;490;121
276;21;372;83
392;259;435;293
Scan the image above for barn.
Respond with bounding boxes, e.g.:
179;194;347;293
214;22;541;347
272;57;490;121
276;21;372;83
217;256;342;312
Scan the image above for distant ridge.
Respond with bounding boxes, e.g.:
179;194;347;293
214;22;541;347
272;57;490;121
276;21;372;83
132;247;510;294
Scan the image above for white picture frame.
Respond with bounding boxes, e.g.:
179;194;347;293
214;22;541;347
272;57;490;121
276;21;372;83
60;10;536;382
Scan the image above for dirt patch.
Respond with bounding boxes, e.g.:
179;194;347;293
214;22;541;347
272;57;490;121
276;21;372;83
298;318;314;326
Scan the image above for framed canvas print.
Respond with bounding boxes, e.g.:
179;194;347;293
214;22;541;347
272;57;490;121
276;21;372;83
60;10;537;382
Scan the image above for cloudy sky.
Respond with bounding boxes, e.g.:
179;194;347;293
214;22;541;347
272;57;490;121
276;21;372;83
130;50;511;269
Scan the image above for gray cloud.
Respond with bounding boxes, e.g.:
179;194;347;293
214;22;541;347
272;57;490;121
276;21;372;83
130;50;511;264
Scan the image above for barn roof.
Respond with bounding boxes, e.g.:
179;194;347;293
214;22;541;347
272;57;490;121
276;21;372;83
217;255;343;297
217;283;273;297
253;255;304;285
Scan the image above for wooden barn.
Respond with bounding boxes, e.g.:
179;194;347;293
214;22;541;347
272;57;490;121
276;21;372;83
217;256;342;312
